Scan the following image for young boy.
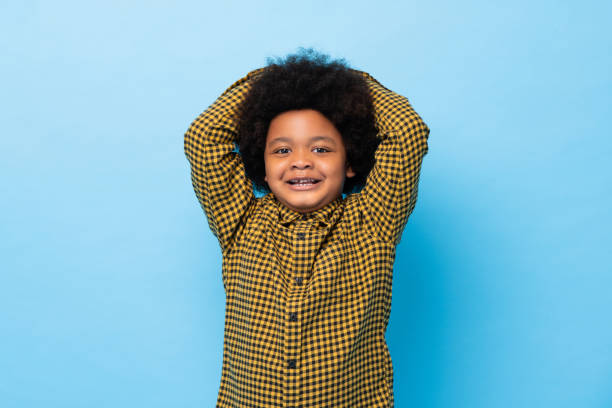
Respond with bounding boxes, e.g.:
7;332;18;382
184;49;429;408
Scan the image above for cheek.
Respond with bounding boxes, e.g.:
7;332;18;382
323;159;346;180
264;158;281;181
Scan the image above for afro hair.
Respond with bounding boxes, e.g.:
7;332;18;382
237;48;380;195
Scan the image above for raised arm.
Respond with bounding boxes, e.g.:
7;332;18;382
184;68;264;253
354;71;430;245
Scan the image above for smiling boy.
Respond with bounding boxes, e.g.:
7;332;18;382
264;109;356;213
184;49;430;407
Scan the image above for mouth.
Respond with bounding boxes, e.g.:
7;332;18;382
286;178;321;190
286;178;321;185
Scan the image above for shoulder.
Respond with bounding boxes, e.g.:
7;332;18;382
339;194;369;240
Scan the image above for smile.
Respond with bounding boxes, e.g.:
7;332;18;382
286;178;321;190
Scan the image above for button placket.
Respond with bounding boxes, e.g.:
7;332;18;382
282;224;313;408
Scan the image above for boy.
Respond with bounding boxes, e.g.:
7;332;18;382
184;49;429;408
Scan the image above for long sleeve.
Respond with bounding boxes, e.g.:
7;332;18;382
184;68;264;254
355;71;430;245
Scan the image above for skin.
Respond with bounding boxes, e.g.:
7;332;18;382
264;109;355;213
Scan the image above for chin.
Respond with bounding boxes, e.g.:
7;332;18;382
284;198;322;212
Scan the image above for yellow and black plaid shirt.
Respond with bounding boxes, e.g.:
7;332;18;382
184;68;429;408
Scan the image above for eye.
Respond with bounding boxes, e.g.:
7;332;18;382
313;147;330;153
274;148;290;154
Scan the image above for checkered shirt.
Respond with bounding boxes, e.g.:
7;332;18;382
184;67;430;408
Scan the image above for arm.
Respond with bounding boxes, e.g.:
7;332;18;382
354;71;430;245
184;68;265;253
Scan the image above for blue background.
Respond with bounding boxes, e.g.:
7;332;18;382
2;1;611;407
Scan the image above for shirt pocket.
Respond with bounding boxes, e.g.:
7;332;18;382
311;240;360;300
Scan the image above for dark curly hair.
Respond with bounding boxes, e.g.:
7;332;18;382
237;48;380;195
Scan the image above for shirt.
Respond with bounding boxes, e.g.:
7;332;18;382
184;67;430;408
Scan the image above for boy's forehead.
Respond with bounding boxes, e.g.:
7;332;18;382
267;135;338;145
265;109;342;145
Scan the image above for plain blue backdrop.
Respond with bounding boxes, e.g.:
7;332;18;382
1;1;610;407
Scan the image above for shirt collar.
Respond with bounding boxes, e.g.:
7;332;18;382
272;195;343;227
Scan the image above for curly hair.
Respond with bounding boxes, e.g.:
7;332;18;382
237;48;380;195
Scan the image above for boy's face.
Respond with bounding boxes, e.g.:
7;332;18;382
264;109;355;214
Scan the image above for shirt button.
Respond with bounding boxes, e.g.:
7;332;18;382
297;232;305;239
288;359;297;369
289;312;298;322
295;277;303;285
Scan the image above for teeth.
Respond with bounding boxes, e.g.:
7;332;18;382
290;179;317;184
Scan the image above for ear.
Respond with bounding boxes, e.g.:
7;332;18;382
345;164;356;178
264;175;268;182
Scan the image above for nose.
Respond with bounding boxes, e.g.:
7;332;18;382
290;149;313;169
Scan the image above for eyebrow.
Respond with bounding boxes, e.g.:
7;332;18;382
267;136;337;145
